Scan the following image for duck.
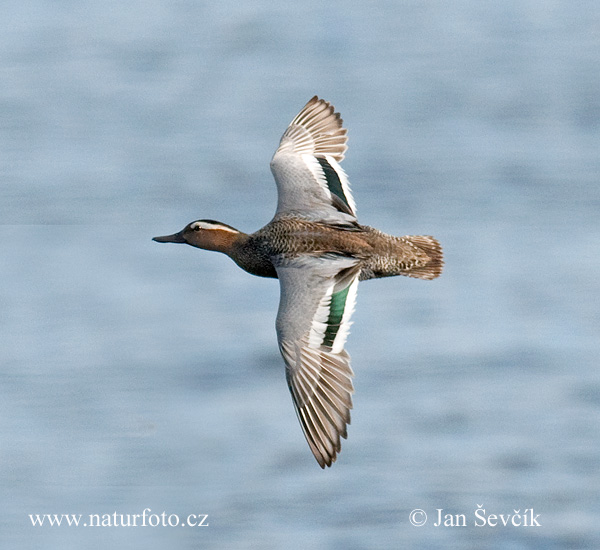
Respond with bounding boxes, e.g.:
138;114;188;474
153;96;443;468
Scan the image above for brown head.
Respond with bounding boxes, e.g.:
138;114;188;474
153;219;243;254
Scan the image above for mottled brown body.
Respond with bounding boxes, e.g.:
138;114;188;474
229;217;443;281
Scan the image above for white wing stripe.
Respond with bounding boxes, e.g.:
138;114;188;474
323;155;357;215
307;283;334;348
302;154;332;201
306;273;359;355
332;276;359;354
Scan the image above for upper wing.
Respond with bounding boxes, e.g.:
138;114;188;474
270;96;357;225
275;254;361;468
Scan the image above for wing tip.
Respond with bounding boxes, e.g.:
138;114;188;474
289;346;355;468
286;96;348;162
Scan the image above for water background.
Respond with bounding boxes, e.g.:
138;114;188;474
2;1;599;548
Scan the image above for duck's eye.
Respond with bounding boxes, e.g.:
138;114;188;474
193;225;201;231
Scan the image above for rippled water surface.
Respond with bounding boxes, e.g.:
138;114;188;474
2;1;600;548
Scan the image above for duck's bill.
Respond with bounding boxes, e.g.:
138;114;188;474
152;231;186;243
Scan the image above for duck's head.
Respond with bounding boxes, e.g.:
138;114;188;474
153;220;241;253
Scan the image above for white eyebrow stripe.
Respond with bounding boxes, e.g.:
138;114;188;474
191;221;238;233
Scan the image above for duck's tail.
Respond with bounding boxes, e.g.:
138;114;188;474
403;235;444;280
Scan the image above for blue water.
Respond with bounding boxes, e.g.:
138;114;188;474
2;1;600;548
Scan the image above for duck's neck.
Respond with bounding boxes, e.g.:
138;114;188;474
228;232;278;278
